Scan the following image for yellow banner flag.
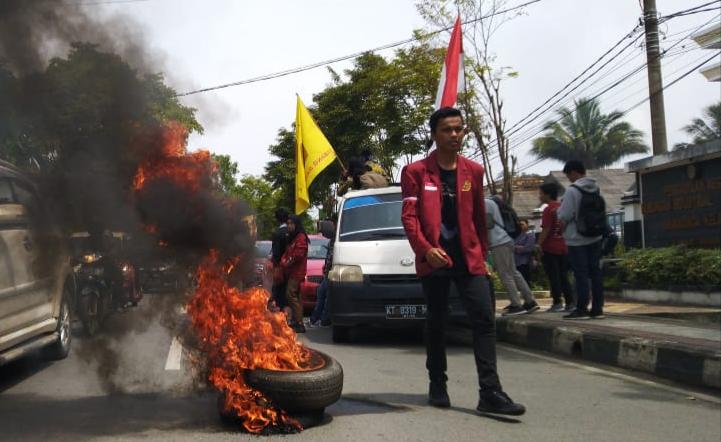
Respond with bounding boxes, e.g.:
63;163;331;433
295;96;337;214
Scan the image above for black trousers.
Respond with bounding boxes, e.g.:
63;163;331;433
271;282;288;309
421;274;502;391
516;263;531;287
541;252;575;306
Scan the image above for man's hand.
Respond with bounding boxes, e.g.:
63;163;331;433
425;248;449;269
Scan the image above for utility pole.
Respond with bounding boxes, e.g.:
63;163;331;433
643;0;668;155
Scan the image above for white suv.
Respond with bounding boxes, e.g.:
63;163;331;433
0;161;73;365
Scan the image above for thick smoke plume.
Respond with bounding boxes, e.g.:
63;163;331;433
1;1;254;393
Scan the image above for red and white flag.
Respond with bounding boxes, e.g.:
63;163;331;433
434;16;465;109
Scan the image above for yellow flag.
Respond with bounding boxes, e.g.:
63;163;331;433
295;96;337;214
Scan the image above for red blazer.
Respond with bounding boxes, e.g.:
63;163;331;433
281;233;308;281
400;150;489;277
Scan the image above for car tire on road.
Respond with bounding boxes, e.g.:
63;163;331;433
244;350;343;414
331;325;351;343
44;291;72;360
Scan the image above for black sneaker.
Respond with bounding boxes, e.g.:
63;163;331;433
590;312;605;319
564;303;576;312
523;301;540;314
546;303;564;313
291;323;306;333
320;319;332;327
428;381;451;408
501;303;513;312
563;311;590;320
502;305;526;316
477;389;526;416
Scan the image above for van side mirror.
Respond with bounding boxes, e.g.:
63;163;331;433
319;220;335;239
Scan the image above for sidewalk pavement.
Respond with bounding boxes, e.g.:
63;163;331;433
495;297;721;390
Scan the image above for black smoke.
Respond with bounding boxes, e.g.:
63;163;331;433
0;0;254;393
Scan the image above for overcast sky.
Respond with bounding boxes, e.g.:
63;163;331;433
94;0;721;178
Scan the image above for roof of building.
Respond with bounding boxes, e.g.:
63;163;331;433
546;168;635;213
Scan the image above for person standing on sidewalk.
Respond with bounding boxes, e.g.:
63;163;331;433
401;107;525;416
558;160;606;320
537;182;575;313
513;220;535;287
280;215;309;333
486;198;540;316
270;208;289;312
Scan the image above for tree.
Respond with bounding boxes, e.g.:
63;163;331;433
0;43;203;232
212;153;241;196
265;45;443;215
416;0;526;203
674;101;721;150
530;97;648;169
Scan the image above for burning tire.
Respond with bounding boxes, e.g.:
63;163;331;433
218;350;343;431
244;350;343;414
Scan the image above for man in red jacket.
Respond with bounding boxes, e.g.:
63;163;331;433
401;107;525;416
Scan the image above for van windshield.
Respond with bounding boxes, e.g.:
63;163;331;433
339;193;406;242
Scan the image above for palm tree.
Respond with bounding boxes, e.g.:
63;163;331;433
531;97;648;169
674;101;721;150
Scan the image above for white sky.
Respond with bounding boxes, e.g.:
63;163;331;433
93;0;721;178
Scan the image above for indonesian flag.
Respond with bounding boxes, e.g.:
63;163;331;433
434;16;465;109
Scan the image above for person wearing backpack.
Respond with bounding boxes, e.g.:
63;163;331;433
557;160;605;320
485;197;539;316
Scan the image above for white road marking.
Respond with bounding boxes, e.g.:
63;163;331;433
164;336;183;371
499;344;721;405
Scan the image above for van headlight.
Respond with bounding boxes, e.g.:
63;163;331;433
328;265;363;283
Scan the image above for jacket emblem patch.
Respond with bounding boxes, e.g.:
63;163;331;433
462;179;472;192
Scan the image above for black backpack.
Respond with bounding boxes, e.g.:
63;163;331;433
571;184;607;237
491;196;522;239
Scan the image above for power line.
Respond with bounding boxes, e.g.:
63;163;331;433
510;52;719;176
470;13;718;165
659;1;720;21
503;25;643;136
176;0;542;97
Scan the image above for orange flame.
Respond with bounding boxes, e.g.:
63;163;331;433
132;121;318;433
188;252;317;432
132;122;214;193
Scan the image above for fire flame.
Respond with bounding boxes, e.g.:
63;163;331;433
132;122;319;433
188;252;318;432
133;121;214;193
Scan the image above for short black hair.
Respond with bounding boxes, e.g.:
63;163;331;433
563;160;586;175
429;107;464;134
540;182;559;200
274;208;289;223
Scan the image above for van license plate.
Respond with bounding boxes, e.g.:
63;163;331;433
385;304;426;319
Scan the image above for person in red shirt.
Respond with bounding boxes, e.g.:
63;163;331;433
401;107;525;417
280;215;309;333
537;182;575;312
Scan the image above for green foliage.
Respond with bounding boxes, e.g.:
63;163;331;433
213;154;285;240
0;43;202;171
264;44;442;213
674;101;721;150
619;246;721;288
531;97;648;169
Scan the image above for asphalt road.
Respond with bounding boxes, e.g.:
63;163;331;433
1;292;720;441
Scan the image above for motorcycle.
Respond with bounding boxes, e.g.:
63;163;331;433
74;251;140;336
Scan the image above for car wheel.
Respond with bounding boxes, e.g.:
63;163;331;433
244;350;343;414
45;291;72;360
331;325;351;343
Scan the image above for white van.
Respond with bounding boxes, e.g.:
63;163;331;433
324;186;465;342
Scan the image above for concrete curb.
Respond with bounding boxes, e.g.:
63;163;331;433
496;316;721;390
